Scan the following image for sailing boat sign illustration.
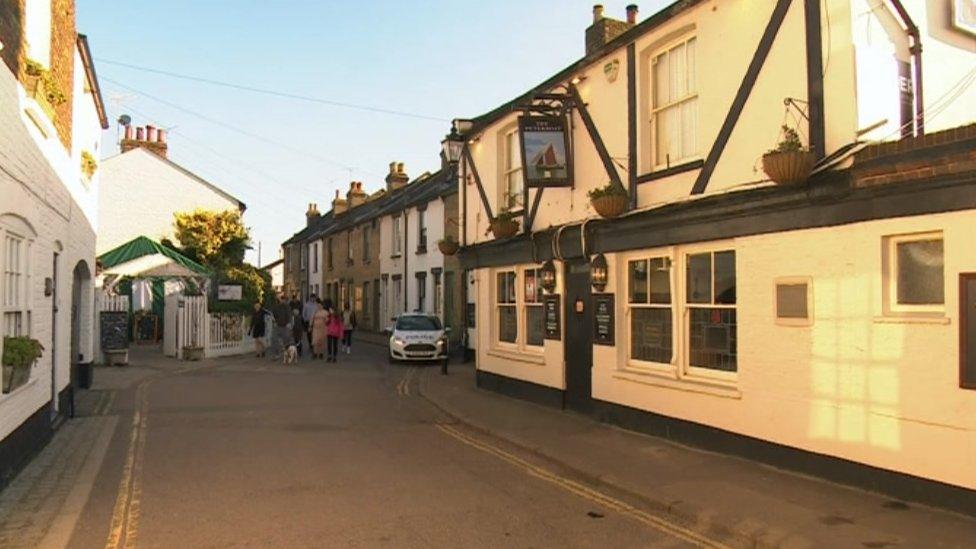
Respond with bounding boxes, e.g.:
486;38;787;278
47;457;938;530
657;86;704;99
518;116;573;187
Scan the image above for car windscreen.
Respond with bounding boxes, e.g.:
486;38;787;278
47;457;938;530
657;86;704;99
396;316;442;331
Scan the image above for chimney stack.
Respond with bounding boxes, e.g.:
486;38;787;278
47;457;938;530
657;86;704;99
332;188;348;215
385;162;409;193
626;4;638;25
305;203;320;226
585;4;631;56
120;123;169;158
346;181;368;209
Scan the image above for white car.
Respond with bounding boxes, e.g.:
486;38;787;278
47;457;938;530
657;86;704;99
387;313;450;363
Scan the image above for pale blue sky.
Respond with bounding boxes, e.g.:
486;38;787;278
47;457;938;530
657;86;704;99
78;1;668;264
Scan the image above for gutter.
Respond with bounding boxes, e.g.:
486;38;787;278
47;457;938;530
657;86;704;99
887;0;924;135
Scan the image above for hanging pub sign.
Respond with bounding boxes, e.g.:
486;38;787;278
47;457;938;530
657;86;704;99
518;116;573;188
544;294;561;340
593;293;615;346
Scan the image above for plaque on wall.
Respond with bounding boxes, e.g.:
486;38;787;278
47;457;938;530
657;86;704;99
544;294;561;340
593;293;615;346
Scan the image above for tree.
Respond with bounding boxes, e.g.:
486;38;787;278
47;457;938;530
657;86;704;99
172;209;250;269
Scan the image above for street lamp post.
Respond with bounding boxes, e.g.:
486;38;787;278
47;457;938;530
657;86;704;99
441;127;465;375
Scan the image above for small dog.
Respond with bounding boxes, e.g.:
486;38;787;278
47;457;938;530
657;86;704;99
282;344;298;364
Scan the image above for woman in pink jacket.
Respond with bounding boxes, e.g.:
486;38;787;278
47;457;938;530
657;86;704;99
325;309;344;362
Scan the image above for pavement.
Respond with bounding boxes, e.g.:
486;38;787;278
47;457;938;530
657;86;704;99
0;340;972;548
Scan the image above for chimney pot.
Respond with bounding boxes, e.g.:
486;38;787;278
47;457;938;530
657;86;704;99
136;127;145;140
389;162;397;174
157;128;167;143
593;4;604;22
124;125;133;140
626;4;638;25
146;125;156;142
396;162;405;174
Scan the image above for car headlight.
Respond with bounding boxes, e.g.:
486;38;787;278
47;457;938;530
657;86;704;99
436;336;448;348
392;337;406;347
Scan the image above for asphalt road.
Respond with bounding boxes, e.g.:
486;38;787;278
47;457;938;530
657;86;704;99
63;345;697;548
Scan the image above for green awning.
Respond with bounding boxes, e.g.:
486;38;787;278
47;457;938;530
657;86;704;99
98;236;210;275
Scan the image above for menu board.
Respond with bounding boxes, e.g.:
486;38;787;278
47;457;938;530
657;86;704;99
100;311;129;351
544;294;561;340
593;294;615;346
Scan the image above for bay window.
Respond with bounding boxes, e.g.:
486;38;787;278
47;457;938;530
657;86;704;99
651;35;698;168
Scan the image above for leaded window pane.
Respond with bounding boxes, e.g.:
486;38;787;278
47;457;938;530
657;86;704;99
896;239;944;305
628;260;648;304
688;308;737;372
526;306;544;346
686;253;711;304
631;308;672;364
714;251;736;305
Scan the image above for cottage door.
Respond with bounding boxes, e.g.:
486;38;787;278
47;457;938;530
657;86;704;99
50;252;59;421
563;258;593;413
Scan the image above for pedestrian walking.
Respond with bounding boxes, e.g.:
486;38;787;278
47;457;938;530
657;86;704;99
311;301;328;359
269;293;292;360
303;293;318;354
326;308;344;362
341;306;356;354
291;307;305;357
248;302;268;357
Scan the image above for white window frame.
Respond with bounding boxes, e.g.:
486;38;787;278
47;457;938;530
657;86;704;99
883;231;945;316
300;244;308;269
311;242;319;273
2;231;32;338
523;267;544;348
625;252;676;374
681;246;737;383
649;34;699;169
417;208;428;251
392;216;402;256
492;266;544;354
501;127;524;211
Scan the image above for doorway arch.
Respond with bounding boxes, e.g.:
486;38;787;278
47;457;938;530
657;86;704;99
71;260;94;364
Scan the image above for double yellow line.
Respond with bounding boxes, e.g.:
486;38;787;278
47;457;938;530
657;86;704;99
436;423;728;548
104;381;150;549
396;367;418;396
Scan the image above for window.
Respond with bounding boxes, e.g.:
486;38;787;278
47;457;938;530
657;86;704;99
392;216;402;256
686;250;736;373
346;231;353;263
628;257;673;365
363;281;370;324
311;243;318;273
417;208;428;252
2;233;31;337
393;277;403;316
416;272;427;312
502;127;523;210
300;244;308;269
884;232;944;315
327;238;334;270
775;277;812;326
433;270;443;319
651;36;698;167
362;227;370;261
496;271;517;343
524;268;544;347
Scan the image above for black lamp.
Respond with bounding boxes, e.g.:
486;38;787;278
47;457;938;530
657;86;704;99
541;260;557;293
441;126;464;165
590;253;608;292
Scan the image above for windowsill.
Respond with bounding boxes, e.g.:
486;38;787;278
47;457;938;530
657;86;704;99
416;247;427;255
486;347;546;365
614;367;741;399
0;376;38;401
391;254;402;259
873;315;950;325
636;159;705;184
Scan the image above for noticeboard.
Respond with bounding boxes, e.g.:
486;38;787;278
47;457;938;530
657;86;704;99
593;293;615;346
544;294;561;340
100;311;129;351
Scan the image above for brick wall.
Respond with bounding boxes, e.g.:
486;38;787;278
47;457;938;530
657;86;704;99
321;218;382;331
853;124;976;188
49;0;75;149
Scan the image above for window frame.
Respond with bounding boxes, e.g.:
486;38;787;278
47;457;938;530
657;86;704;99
883;231;945;316
625;253;676;373
2;229;32;339
492;266;545;354
362;226;370;262
327;238;334;270
682;247;737;382
346;230;353;264
501;126;524;211
417;208;428;252
649;33;699;169
416;272;427;312
392;216;402;257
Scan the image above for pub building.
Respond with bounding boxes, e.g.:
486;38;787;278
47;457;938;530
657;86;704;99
451;2;976;513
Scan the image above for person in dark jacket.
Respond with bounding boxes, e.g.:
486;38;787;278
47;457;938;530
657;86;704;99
291;307;305;357
269;293;292;360
248;303;268;357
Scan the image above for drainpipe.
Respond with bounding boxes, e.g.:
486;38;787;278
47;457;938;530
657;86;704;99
887;0;924;135
403;208;409;312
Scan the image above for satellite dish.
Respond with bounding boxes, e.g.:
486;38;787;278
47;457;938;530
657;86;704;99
118;114;132;126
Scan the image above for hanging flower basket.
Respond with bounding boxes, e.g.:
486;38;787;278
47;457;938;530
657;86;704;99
2;336;43;394
438;238;459;256
489;215;520;239
763;125;815;185
588;182;629;219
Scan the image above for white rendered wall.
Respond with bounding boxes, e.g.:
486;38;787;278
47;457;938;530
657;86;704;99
97;148;241;254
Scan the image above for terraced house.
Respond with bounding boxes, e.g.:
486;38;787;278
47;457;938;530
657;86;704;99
452;1;976;513
0;0;108;489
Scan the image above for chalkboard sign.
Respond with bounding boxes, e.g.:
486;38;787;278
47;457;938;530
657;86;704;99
593;294;615;346
466;303;476;328
544;294;561;340
100;311;129;351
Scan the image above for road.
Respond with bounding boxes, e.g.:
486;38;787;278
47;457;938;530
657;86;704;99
57;344;700;548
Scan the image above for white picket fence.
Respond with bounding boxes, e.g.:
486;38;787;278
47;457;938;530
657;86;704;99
165;295;264;359
94;293;130;364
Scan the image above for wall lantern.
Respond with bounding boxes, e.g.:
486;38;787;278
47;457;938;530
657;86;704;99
541;260;557;293
590;253;608;292
441;127;464;165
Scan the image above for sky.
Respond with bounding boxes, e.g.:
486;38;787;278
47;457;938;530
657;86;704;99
78;0;670;265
